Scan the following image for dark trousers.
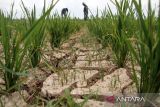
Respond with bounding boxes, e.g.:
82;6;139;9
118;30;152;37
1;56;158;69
84;12;88;20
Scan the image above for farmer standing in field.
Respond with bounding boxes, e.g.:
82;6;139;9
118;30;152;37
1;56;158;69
82;2;88;20
61;8;68;18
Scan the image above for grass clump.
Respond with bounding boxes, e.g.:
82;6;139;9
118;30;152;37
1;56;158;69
0;1;57;92
87;17;112;48
108;0;136;67
48;15;79;49
127;0;160;103
21;1;47;68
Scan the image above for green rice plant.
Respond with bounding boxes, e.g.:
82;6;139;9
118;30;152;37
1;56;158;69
87;15;113;48
0;0;58;92
108;0;136;67
70;19;81;33
127;0;160;102
0;10;2;36
21;1;47;67
48;15;76;49
88;19;106;48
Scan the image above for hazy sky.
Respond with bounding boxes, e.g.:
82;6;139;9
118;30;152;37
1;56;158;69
0;0;158;18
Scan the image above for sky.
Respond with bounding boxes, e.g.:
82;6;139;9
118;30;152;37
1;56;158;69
0;0;159;19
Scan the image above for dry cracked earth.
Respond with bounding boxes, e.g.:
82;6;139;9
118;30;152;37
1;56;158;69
0;28;160;107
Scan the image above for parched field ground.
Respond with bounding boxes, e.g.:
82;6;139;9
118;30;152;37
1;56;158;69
0;27;160;107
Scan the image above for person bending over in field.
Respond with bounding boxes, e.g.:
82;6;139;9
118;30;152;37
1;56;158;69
82;2;88;20
61;8;68;18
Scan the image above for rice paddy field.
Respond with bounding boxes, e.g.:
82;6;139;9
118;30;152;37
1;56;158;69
0;0;160;107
